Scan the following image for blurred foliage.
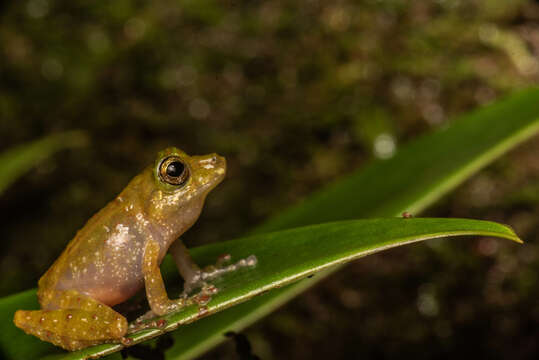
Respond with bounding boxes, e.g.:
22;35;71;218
1;0;539;359
0;131;87;194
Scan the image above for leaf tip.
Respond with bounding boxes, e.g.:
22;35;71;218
502;224;523;244
511;236;524;244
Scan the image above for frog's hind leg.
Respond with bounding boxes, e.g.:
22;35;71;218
14;290;127;351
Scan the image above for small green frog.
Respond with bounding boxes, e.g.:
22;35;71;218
14;147;235;350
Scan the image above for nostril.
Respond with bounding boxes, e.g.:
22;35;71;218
211;156;217;163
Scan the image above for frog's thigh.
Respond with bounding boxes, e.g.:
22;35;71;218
14;290;127;351
143;239;186;316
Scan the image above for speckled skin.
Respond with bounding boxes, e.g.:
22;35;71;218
14;147;226;351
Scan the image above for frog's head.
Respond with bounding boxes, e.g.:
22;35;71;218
153;147;226;195
146;147;226;233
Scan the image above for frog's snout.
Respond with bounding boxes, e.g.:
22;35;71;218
200;153;226;170
196;153;226;185
214;154;226;172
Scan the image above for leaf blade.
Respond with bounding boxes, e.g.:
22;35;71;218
34;218;521;360
257;87;539;232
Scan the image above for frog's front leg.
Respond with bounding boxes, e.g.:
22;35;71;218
169;240;203;292
13;290;127;351
142;239;190;316
169;239;258;294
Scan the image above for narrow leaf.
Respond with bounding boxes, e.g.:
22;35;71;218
0;131;88;195
7;218;522;360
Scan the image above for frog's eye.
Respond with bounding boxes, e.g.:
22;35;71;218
159;156;190;186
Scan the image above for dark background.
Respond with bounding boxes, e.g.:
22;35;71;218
1;0;538;359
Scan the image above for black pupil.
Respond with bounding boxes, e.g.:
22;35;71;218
166;161;184;178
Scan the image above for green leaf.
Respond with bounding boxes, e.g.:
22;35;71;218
257;87;539;232
0;87;538;360
0;131;88;195
162;87;539;360
3;218;522;360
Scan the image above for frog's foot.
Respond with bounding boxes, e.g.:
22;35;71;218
128;282;219;334
14;308;127;351
182;255;258;295
128;313;169;334
129;296;193;330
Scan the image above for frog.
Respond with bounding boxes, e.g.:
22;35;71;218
14;147;238;351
